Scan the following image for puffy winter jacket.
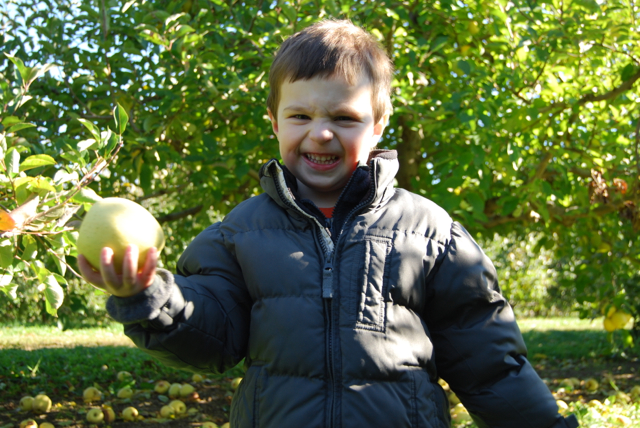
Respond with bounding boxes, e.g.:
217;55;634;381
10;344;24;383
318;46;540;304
106;152;578;428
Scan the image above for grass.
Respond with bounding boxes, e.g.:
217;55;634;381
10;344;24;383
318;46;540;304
1;317;638;427
519;316;617;360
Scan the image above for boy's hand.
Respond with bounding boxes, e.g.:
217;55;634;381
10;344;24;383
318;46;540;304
78;245;158;297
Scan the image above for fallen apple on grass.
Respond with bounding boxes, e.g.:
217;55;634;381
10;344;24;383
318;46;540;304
117;371;133;382
202;422;219;428
230;377;242;391
168;382;182;398
86;407;104;423
117;386;134;399
102;405;116;423
169;399;187;415
584;378;599;392
19;396;34;410
19;420;38;428
180;383;196;397
121;406;138;421
32;394;52;413
160;404;175;418
40;423;55;428
77;197;165;274
83;386;102;403
154;380;171;394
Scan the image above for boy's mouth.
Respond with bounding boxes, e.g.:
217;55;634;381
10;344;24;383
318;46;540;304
305;153;339;165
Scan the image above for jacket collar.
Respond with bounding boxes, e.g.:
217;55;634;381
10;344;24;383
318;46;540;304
259;150;398;219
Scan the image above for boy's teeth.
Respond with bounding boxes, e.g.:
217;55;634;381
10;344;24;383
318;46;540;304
306;154;337;164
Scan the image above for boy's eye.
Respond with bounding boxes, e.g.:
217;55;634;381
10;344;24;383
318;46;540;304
291;114;310;120
335;116;355;121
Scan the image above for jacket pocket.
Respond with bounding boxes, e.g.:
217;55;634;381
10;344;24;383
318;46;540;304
355;236;392;332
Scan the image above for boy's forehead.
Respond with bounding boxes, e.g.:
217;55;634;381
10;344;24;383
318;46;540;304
284;71;372;89
277;75;376;117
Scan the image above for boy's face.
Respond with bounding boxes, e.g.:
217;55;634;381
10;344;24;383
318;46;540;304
268;74;387;207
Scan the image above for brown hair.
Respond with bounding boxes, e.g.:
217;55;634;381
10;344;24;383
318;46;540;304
267;19;394;123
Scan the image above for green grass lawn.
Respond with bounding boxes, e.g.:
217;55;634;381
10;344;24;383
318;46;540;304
1;317;638;428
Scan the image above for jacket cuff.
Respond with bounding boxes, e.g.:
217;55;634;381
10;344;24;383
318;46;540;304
106;269;185;325
551;415;579;428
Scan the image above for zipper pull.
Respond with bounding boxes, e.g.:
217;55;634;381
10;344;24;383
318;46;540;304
322;257;333;299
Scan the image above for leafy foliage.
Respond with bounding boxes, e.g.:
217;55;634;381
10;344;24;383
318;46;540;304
1;0;639;340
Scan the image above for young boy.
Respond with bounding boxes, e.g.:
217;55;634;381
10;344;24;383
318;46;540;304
79;20;579;428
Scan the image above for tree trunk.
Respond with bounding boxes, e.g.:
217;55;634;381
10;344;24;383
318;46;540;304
395;114;423;191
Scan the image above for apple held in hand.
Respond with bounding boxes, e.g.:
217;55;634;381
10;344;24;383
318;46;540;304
77;198;165;274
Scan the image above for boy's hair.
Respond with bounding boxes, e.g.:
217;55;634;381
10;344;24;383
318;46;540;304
267;20;394;123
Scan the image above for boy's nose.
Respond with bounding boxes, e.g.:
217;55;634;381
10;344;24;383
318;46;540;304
309;122;333;143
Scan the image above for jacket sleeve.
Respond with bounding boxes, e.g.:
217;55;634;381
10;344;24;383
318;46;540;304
106;222;252;375
424;222;577;428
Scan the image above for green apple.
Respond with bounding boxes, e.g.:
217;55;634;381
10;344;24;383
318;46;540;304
19;396;34;410
610;311;632;329
121;406;138;421
169;399;186;415
230;377;242;391
102;405;116;423
180;383;195;397
202;422;219;428
584;378;599;391
32;394;52;413
86;407;104;423
19;420;38;428
154;380;171;394
117;386;134;399
83;386;102;403
40;423;55;428
117;371;132;382
77;197;165;274
192;374;204;383
160;405;175;418
221;423;230;428
168;383;182;398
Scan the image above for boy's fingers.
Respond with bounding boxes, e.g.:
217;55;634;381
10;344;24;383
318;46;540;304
138;247;158;287
99;247;120;289
77;254;107;288
121;244;139;286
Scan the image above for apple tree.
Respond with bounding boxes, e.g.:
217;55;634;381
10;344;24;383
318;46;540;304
1;0;639;339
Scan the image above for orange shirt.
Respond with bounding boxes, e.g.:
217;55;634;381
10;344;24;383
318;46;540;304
318;207;334;219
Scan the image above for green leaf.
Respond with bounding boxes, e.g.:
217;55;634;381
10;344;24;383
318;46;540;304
620;63;637;82
22;235;38;261
19;154;56;172
77;118;101;141
5;148;20;176
2;116;22;127
113;103;129;135
77;139;99;152
43;273;64;317
4;53;28;83
0;239;14;269
457;60;471;75
71;187;102;204
430;36;448;53
7;123;36;133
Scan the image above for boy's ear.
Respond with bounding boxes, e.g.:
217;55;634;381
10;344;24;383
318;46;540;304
372;113;389;141
267;109;279;134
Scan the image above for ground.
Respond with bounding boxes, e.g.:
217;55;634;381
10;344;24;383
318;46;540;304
1;357;638;428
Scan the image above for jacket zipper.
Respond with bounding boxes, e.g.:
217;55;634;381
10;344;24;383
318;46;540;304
269;160;378;428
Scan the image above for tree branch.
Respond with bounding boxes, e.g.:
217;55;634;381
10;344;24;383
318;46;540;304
540;67;640;114
156;205;203;223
